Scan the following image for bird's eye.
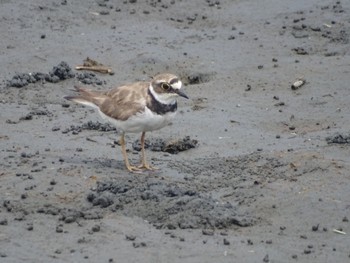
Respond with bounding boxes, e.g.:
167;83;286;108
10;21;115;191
161;83;170;90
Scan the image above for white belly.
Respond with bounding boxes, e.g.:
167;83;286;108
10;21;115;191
98;107;176;133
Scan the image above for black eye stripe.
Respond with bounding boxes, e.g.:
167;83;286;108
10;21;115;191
169;78;179;85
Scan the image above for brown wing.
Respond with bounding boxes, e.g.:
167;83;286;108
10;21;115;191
99;82;149;121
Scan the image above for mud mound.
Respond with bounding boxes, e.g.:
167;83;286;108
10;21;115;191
87;177;255;230
132;136;198;154
7;61;75;88
76;72;104;85
86;153;314;230
326;132;350;144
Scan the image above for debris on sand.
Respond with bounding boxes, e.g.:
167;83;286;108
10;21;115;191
75;57;114;75
291;78;306;90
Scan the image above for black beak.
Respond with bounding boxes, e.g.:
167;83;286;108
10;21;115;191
175;89;189;99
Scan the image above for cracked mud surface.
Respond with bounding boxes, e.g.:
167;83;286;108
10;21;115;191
1;0;350;262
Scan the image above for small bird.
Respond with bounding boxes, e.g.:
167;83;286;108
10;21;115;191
65;73;188;172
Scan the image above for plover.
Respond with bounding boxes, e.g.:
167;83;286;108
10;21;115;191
65;73;188;172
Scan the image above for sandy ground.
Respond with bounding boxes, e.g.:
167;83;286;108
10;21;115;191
1;0;350;262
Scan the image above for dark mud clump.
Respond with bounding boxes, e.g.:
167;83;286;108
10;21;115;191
7;61;75;88
20;109;53;121
76;72;105;85
48;61;75;82
326;132;350;144
132;136;198;154
184;72;215;85
36;205;104;223
60;121;116;134
87;176;254;230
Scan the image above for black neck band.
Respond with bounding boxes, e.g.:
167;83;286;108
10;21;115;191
147;89;177;115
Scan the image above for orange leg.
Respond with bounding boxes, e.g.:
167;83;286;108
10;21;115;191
120;133;141;172
138;132;158;170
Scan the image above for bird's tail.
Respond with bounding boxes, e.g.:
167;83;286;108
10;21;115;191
64;86;105;108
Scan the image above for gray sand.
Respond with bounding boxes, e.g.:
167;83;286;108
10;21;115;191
1;0;350;262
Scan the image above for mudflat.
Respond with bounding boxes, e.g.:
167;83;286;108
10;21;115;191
1;0;349;262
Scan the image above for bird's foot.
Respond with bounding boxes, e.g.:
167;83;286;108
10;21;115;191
137;163;159;171
126;164;144;173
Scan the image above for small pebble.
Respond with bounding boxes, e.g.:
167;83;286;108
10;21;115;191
91;225;100;232
132;242;147;248
312;224;319;231
56;225;63;233
202;229;214;236
125;234;136;241
263;254;269;263
27;223;34;231
50;179;57;185
0;219;8;225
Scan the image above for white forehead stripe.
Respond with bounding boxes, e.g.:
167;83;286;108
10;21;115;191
171;80;182;90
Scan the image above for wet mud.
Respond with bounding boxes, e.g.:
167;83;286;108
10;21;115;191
1;0;350;262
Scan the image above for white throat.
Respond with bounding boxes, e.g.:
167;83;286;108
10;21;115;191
149;84;177;105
